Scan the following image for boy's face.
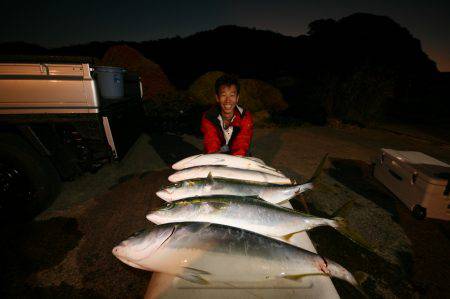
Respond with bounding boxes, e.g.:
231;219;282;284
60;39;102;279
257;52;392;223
216;84;239;115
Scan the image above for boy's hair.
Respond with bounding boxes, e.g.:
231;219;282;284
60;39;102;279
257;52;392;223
215;74;240;95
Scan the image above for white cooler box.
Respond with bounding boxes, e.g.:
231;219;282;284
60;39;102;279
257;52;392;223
374;149;450;220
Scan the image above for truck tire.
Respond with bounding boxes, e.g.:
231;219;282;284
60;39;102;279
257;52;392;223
412;204;426;220
0;133;61;219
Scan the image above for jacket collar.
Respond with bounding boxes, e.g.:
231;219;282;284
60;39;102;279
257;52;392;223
205;105;245;123
205;105;245;148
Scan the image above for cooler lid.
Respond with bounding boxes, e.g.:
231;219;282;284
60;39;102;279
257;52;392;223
381;149;450;186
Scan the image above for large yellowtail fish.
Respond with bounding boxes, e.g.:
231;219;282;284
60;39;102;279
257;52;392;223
112;222;364;293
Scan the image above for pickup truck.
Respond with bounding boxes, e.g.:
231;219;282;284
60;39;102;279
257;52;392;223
0;57;144;217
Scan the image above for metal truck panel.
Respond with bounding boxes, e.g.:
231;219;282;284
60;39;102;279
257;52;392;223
0;63;45;75
0;63;99;114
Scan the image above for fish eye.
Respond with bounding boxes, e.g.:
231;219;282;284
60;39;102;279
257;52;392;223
174;183;182;188
161;203;175;210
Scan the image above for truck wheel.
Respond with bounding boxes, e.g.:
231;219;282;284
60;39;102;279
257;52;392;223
0;133;61;219
412;204;426;220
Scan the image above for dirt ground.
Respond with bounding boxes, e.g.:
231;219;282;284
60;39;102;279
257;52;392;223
1;124;449;298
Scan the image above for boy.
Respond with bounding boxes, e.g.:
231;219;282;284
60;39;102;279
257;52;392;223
201;75;253;156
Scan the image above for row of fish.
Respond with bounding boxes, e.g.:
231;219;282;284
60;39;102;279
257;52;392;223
157;153;326;204
113;153;365;294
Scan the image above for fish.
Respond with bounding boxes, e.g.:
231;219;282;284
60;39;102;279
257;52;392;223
112;222;363;292
171;153;286;177
157;155;327;204
146;196;364;247
168;165;294;185
157;175;312;204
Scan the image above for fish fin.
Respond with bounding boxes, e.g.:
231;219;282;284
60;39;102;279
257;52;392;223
330;199;355;218
353;271;368;285
261;198;288;205
333;217;375;252
258;193;289;205
281;273;328;281
353;271;369;297
294;182;314;195
206;171;214;185
206;171;214;181
280;231;304;242
182;266;211;275
184;222;211;233
177;273;209;285
307;153;328;183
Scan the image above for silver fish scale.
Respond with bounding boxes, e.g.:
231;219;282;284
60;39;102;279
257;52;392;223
149;196;332;239
163;222;317;261
176;178;303;202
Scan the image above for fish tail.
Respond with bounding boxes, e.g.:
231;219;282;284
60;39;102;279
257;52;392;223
329;199;375;251
330;199;355;218
326;259;367;297
333;217;374;252
292;154;328;196
295;182;314;195
306;153;329;183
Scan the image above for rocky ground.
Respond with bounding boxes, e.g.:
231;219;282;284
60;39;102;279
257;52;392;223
1;124;449;298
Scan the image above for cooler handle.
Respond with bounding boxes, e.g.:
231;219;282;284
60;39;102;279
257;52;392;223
388;169;403;181
411;172;418;185
445;180;449;196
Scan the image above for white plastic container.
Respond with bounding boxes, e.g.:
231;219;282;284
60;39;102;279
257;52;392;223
145;200;340;299
95;66;125;99
374;148;450;220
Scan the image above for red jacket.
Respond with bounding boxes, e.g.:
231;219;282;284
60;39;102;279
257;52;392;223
201;105;253;156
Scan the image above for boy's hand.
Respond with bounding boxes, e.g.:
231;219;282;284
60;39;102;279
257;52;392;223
219;145;230;153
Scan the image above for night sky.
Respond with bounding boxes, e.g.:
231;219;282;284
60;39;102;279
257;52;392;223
2;0;449;71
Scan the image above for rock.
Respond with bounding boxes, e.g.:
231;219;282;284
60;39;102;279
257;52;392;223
252;110;272;126
100;45;174;100
240;78;288;113
188;71;288;113
327;117;342;128
187;71;224;106
309;174;412;267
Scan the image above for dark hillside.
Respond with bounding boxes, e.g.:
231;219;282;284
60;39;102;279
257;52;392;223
1;13;445;125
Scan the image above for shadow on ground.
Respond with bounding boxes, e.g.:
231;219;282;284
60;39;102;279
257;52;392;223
290;193;414;298
1;169;173;298
327;158;400;221
315;157;450;298
2;149;448;298
306;212;414;298
74;169;170;298
252;129;283;164
0;217;83;297
149;133;201;165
